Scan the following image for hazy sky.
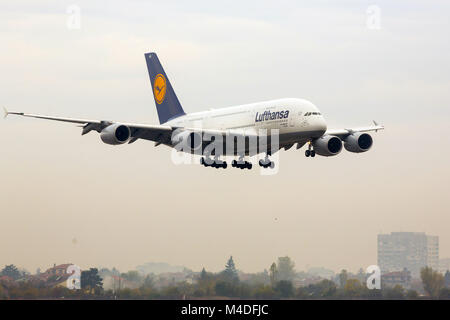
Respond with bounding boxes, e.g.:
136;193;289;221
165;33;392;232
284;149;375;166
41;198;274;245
1;0;449;274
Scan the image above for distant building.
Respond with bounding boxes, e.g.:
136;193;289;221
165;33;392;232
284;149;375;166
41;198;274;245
439;258;450;274
294;276;323;287
427;236;439;271
26;263;74;288
377;232;439;278
46;264;73;276
307;267;335;280
381;268;412;289
0;275;14;285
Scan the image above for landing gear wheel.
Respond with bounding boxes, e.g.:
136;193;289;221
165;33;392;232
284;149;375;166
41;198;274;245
259;156;272;168
247;162;252;170
305;150;311;157
310;150;316;157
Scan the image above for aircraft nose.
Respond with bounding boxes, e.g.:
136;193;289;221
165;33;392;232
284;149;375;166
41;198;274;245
311;116;327;133
318;116;327;132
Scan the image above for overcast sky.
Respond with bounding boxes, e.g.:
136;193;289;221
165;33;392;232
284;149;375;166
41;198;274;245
1;0;449;274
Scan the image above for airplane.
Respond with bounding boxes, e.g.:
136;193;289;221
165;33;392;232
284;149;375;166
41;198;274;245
4;52;384;170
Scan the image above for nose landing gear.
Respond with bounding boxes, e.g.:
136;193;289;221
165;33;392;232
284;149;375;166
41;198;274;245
305;142;315;157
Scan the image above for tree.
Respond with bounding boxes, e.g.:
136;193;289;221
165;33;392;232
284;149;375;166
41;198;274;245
439;288;450;299
200;267;207;281
338;269;348;288
222;256;239;283
420;266;444;298
356;268;366;283
344;279;363;298
444;270;450;288
81;268;103;294
307;279;337;298
383;285;405;299
0;285;7;299
276;257;295;281
111;267;120;276
269;263;277;286
121;270;143;283
160;285;182;299
296;286;308;299
141;275;154;289
274;280;294;298
246;270;270;285
195;268;215;297
215;281;236;297
406;290;418;299
253;284;276;299
0;265;22;280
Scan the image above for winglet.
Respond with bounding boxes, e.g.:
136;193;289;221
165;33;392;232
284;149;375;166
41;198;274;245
373;120;383;132
3;107;9;119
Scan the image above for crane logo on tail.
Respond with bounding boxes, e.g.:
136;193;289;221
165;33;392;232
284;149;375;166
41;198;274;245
153;73;167;104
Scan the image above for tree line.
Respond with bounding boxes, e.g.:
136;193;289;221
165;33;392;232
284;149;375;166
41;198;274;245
1;257;450;299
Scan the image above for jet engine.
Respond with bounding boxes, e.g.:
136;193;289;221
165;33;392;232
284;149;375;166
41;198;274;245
344;132;373;153
100;124;131;145
312;135;342;156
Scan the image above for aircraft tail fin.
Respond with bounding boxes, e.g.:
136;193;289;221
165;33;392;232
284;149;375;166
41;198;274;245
145;52;186;124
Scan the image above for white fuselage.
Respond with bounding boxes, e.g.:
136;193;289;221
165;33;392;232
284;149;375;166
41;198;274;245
166;98;327;154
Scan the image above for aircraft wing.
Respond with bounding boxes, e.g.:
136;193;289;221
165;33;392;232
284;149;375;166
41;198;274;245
3;108;246;146
325;121;384;139
4;108;174;144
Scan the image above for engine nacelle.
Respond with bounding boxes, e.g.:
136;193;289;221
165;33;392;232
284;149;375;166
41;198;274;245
344;132;373;153
312;135;343;156
100;124;131;145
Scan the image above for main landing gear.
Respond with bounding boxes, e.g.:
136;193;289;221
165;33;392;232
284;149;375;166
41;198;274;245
200;157;227;169
231;159;252;170
258;155;275;169
200;155;276;170
305;142;315;158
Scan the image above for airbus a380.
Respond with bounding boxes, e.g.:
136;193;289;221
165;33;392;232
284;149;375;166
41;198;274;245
5;52;384;170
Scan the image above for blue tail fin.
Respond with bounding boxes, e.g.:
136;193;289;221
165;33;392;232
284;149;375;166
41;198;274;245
145;52;186;124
